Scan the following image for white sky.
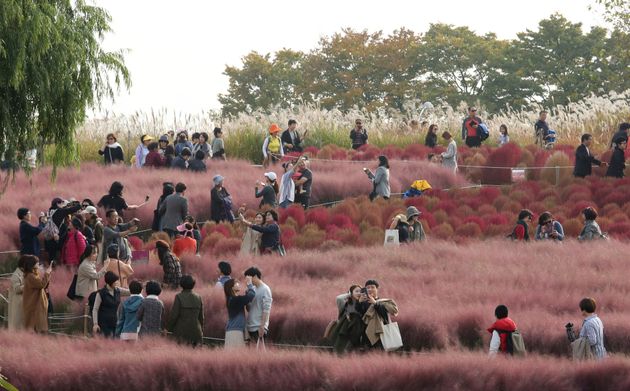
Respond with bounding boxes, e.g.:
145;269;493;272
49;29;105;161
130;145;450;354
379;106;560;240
92;0;606;117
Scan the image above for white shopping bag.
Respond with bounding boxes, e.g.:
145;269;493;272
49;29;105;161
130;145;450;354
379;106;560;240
381;322;403;351
384;229;399;246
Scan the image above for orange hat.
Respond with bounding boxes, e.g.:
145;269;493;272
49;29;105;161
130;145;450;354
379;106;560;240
269;124;281;134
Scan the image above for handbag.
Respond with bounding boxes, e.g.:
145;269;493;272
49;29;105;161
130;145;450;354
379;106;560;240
66;274;80;300
384;229;400;246
381;322;403;351
323;319;338;339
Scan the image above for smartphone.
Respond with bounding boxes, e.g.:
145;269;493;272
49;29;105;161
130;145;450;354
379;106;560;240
49;261;55;267
360;287;368;295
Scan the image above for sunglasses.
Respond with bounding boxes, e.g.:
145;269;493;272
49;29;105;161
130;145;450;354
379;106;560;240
82;204;89;208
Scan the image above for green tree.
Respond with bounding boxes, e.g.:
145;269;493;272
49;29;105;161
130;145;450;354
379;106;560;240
593;0;630;32
0;0;130;170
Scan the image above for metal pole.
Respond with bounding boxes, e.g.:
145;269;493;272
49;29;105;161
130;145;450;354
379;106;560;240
83;303;88;337
555;166;560;186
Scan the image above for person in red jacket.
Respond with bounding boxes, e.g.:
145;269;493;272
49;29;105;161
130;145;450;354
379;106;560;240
510;209;534;241
144;142;165;168
488;304;517;356
172;223;198;258
61;218;87;267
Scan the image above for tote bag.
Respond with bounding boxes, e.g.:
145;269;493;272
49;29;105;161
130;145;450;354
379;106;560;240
381;322;403;351
384;229;399;246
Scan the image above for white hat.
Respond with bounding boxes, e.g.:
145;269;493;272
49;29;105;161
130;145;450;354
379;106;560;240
264;172;277;181
83;206;98;215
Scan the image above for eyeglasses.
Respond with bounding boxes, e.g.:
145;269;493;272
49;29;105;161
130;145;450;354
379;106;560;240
81;204;89;208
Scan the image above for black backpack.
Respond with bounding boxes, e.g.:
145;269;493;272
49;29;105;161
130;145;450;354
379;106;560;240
87;289;102;319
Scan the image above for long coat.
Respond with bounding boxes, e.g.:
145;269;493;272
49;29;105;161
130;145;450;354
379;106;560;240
159;193;188;231
573;144;601;178
442;140;458;173
8;268;24;330
167;290;204;346
23;270;50;332
373;166;391;199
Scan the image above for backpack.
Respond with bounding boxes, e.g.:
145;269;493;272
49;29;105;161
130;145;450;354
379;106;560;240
498;329;527;356
478;123;490;141
42;210;60;240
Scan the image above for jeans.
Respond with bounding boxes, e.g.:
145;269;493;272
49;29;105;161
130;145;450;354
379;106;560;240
279;200;293;209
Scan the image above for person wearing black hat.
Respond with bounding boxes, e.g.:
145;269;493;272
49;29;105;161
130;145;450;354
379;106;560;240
573;134;607;178
158;135;170;156
606;137;627;178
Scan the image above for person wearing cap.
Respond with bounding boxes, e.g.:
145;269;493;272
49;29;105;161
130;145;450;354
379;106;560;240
441;131;458;173
358;279;399;350
255;172;279;209
144;142;165;168
262;124;284;168
350;119;368;150
281;119;305;153
82;206;104;249
60;217;87;267
171;147;192;170
159;182;188;238
211;127;226;160
98;133;124;165
188;150;207;172
462;107;483;148
211;175;235;223
389;214;410;244
173;223;198;258
606;137;627;178
18;208;46;256
174;131;193;157
406;206;426;242
158;134;170;155
134;134;154;168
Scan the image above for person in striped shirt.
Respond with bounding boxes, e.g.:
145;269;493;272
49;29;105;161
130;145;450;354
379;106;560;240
578;297;607;360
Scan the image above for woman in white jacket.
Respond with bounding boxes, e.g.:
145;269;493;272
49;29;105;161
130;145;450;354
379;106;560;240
7;257;26;330
76;245;110;299
441;131;458;173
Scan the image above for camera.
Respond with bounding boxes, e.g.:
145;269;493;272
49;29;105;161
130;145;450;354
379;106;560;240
565;322;576;342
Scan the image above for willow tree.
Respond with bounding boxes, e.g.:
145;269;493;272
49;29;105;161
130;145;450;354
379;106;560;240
0;0;130;171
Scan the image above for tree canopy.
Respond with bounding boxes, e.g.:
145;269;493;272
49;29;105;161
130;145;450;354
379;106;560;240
219;14;630;116
0;0;130;170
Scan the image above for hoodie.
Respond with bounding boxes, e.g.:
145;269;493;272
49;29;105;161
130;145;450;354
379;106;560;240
116;294;144;337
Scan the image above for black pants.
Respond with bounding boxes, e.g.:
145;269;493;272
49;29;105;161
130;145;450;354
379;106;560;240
465;136;481;148
295;194;310;209
163;228;177;238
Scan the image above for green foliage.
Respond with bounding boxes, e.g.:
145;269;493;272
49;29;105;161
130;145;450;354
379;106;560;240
218;14;630;116
0;0;130;172
593;0;630;32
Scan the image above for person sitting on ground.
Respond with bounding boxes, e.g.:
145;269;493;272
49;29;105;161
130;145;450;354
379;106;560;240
574;134;607;178
498;124;509;146
167;275;204;347
159;182;188;238
406;206;427;242
244;267;273;343
210;175;235;223
97;181;149;218
606;137;626;178
104;243;134;289
609;122;630;149
241;210;281;256
441;131;458;173
171;147;192;170
389;214;410;244
115;280;144;341
18;208;45;256
92;271;130;338
216;261;233;287
224;276;256;349
155;240;182;289
137;280;165;337
102;210;139;262
174;131;193;157
134;134;154;168
188;150;208;172
364;155;390;201
255;172;279;210
279;161;296;209
578;207;606;241
534;211;565;241
487;304;518;357
211;127;226;160
331;284;367;354
240;211;264;256
350;119;368;150
143;142;165;168
22;255;53;333
7;256;26;331
262;124;284;168
172;223;198;258
76;245;110;300
99;133;124;164
358;279;399;350
577;297;607;360
509;209;534;241
424;124;438;148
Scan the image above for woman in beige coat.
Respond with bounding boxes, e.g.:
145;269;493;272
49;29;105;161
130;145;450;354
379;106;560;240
76;245;110;299
7;257;26;330
22;255;52;332
240;212;263;256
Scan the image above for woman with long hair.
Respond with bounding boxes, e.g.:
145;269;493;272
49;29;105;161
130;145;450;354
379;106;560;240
152;182;175;231
366;155;390;201
223;276;255;349
240;212;264;256
424;124;438;148
241;210;281;255
22;255;53;332
98;133;124;164
330;284;367;353
97;181;149;218
255;172;279;209
155;240;182;289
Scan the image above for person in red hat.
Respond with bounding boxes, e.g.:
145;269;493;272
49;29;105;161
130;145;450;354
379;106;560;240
262;124;284;168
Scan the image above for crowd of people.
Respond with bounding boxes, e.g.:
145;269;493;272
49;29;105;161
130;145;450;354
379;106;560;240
508;206;607;242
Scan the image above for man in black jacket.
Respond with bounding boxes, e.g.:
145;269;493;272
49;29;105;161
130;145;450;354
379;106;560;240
574;134;607;178
281;119;304;153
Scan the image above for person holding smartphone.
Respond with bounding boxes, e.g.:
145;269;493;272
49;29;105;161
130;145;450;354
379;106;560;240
358;279;399;349
330;285;367;354
22;255;53;333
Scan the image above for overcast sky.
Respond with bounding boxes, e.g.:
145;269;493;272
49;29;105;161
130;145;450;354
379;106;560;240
92;0;605;117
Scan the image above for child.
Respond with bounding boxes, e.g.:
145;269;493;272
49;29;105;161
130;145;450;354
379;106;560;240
116;280;144;341
499;125;509;146
137;280;164;336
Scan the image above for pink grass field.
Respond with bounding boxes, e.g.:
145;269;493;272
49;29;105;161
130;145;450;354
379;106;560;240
1;331;630;391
